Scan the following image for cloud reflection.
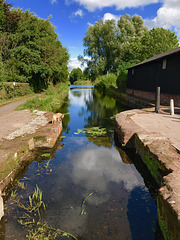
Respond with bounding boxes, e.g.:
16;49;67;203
69;89;93;107
70;145;143;204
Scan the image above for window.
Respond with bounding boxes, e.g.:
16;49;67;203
162;59;167;69
132;68;134;75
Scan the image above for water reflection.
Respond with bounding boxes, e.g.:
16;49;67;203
70;144;143;193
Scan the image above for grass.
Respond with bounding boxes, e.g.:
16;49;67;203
11;185;78;240
16;83;69;112
0;93;38;107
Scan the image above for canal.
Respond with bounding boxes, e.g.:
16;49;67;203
0;85;163;239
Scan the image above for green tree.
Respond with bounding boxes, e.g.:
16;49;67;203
0;1;21;33
80;14;147;79
80;19;117;78
69;67;83;84
128;27;179;62
4;10;69;91
116;14;147;63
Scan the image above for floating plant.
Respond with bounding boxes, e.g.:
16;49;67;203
74;127;107;138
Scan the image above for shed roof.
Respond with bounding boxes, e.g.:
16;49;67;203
128;46;180;69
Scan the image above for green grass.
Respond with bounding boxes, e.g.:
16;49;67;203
17;83;69;112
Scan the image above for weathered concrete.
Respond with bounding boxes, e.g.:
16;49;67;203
115;108;180;240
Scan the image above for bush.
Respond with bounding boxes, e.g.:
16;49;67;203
0;82;33;100
116;62;133;92
95;73;117;92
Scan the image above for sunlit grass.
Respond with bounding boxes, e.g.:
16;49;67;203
16;83;69;112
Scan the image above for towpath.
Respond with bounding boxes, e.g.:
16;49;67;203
0;99;35;140
0;97;49;142
130;107;180;151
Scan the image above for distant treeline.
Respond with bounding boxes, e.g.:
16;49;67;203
0;0;69;92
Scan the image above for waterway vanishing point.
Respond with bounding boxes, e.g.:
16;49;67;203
0;85;164;239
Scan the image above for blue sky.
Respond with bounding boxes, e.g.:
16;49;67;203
12;0;180;71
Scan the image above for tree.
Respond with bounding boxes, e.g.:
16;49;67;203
69;68;83;84
0;1;21;33
116;14;147;63
128;27;179;62
80;19;117;78
80;14;148;79
3;9;69;91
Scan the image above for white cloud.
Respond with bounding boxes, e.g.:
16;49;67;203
103;13;120;22
50;0;57;4
68;58;82;71
68;57;90;71
74;9;84;18
144;0;180;37
73;0;159;12
87;22;93;26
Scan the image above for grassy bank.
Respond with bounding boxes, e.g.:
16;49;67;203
17;83;69;112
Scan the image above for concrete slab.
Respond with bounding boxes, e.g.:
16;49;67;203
131;108;180;151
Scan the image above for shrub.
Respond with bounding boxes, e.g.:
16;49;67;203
116;62;133;92
95;73;117;92
0;82;33;100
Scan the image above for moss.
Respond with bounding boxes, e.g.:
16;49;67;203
21;144;29;154
0;154;19;182
158;211;173;240
134;138;163;185
33;136;46;143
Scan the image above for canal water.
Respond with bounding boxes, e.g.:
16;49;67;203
0;85;163;240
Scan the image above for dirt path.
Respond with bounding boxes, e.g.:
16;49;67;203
0;99;35;140
0;97;49;142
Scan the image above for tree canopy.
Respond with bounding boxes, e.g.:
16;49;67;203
69;67;83;84
79;13;179;80
0;1;69;92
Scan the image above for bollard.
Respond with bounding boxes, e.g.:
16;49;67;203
155;87;160;113
170;99;174;115
0;191;4;220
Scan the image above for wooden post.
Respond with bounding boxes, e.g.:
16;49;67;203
170;99;174;115
155;87;160;113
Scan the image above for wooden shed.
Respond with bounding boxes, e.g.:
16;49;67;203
127;47;180;107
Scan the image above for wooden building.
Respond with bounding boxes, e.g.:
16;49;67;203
127;47;180;107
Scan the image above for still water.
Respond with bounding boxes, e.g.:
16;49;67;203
0;85;163;240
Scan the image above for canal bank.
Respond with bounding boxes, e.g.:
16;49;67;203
115;107;180;240
0;102;63;221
